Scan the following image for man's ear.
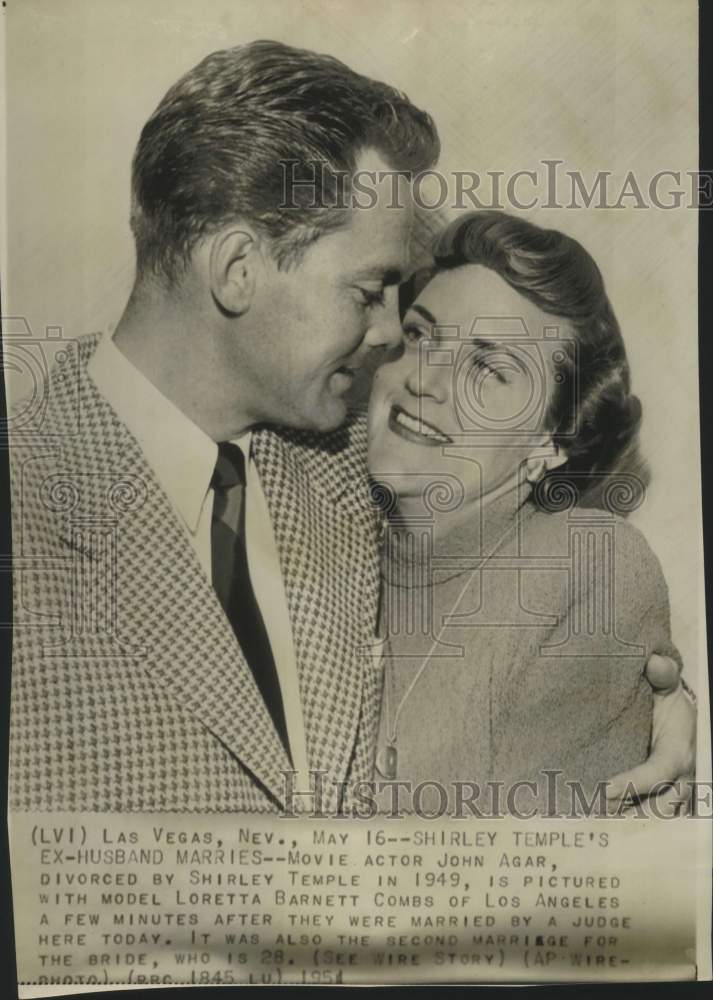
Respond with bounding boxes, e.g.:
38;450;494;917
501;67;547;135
525;437;568;484
208;228;261;315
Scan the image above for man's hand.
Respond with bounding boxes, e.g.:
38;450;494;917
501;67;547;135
606;654;696;815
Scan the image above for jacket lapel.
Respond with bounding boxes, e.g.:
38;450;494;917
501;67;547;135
252;418;380;798
67;353;292;806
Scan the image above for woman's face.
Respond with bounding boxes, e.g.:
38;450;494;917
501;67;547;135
368;264;566;506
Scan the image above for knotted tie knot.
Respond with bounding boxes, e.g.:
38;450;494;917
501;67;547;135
211;441;246;492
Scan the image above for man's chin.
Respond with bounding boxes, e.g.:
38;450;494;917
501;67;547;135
290;398;349;435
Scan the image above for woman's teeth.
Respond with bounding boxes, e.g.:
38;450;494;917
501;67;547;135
391;406;451;443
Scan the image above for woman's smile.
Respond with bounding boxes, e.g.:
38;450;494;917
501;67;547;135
388;403;453;446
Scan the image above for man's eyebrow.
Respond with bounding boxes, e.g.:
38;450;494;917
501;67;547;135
351;266;404;286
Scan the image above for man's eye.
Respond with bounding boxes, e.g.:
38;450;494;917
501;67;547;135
357;287;386;308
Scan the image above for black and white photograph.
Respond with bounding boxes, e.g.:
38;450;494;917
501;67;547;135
1;0;710;990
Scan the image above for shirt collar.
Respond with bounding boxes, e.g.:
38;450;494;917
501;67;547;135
87;328;251;534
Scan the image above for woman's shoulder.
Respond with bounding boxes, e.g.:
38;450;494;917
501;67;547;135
526;505;670;614
526;502;662;558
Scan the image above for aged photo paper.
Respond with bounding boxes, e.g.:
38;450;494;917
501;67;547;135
2;0;711;992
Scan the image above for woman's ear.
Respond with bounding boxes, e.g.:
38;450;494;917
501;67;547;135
525;437;568;483
208;227;260;315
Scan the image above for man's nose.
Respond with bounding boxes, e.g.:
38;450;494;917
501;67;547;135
364;290;404;352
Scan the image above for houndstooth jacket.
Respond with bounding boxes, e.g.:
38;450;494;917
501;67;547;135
9;333;382;813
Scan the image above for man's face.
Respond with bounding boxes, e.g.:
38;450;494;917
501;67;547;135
237;150;414;432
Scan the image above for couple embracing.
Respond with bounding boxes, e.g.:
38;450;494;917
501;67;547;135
9;41;695;816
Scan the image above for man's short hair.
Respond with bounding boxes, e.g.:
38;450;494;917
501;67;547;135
130;40;440;285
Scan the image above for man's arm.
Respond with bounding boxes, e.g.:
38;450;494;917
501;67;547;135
606;653;696;814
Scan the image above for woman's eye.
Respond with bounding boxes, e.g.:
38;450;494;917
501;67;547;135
471;352;507;383
402;324;427;345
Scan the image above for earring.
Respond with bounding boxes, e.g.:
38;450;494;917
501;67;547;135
525;458;546;484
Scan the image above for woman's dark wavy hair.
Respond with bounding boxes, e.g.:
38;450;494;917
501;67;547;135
401;210;649;513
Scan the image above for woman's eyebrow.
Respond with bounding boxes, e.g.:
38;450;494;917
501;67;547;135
409;303;437;325
469;337;523;362
470;337;499;351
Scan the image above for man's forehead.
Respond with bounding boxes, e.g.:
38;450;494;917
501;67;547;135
352;147;413;186
342;198;414;279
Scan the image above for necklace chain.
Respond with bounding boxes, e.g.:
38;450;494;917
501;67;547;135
379;516;521;771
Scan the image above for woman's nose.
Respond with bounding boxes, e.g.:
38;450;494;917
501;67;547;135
404;351;447;402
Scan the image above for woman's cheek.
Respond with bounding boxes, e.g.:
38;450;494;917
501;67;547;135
370;373;390;417
367;393;387;450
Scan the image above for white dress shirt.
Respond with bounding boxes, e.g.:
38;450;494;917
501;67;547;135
88;329;310;786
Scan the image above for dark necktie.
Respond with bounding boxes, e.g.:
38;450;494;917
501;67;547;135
210;441;291;759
